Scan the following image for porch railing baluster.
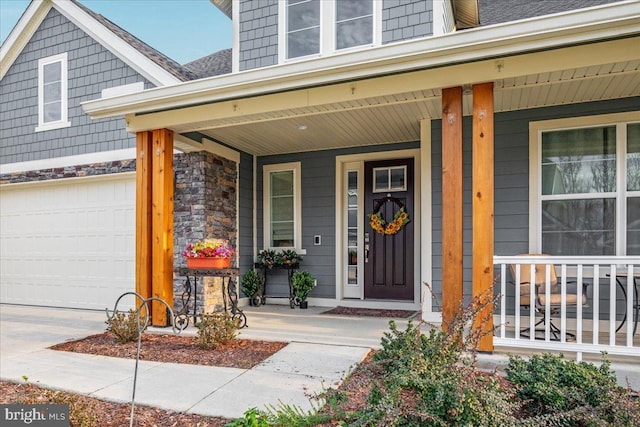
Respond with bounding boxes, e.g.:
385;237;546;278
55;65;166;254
576;264;583;345
626;264;634;347
493;256;638;359
592;266;600;346
500;264;506;339
609;264;617;347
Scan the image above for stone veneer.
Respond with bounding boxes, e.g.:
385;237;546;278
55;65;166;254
173;151;238;317
1;152;238;318
0;159;136;184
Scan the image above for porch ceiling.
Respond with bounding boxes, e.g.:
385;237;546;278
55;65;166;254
182;59;639;156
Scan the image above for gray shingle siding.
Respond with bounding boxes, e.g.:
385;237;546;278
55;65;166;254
382;0;432;44
239;0;278;71
430;96;640;310
0;8;153;165
256;142;419;300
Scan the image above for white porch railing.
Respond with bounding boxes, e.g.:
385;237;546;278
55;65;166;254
493;255;640;358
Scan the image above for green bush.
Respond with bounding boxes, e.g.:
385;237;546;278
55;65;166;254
105;309;146;343
363;317;515;427
241;269;264;298
291;270;314;303
196;312;240;350
507;352;640;426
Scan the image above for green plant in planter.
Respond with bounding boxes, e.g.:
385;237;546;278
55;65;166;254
276;249;302;267
241;269;264;306
291;270;314;307
257;249;277;269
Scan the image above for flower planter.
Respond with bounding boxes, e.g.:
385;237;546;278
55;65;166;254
186;257;230;269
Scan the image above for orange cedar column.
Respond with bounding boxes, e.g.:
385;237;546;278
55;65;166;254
441;87;463;329
136;131;153;309
472;82;495;352
151;128;174;326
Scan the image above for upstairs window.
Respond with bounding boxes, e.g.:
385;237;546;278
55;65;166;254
36;52;70;132
287;0;320;59
282;0;377;61
336;0;373;50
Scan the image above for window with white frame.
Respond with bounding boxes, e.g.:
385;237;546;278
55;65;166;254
264;162;302;249
336;0;373;50
286;0;321;59
531;114;640;256
36;52;70;132
282;0;377;60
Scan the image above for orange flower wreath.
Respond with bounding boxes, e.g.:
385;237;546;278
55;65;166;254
369;207;409;235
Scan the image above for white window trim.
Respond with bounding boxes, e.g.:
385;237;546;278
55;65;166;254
528;111;640;256
278;0;380;64
36;52;71;132
263;161;303;252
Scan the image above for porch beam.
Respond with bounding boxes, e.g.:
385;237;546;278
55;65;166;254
472;82;495;352
441;87;463;329
151;128;174;326
135;131;153;309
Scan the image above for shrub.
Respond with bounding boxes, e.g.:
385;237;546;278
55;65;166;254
196;312;240;350
355;290;517;427
291;270;314;303
241;269;264;298
105;309;146;343
17;381;98;427
507;352;640;426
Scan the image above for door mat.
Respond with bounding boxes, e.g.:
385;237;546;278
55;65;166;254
321;306;419;318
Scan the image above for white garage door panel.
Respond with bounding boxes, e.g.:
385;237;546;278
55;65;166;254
0;174;136;310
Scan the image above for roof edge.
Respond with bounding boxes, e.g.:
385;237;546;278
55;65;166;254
210;0;232;19
82;0;640;120
0;0;50;80
0;0;184;85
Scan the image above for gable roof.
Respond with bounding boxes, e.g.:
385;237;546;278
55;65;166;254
0;0;193;84
183;48;232;79
70;0;197;82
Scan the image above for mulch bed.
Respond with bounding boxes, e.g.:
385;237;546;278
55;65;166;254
49;332;287;370
0;381;229;427
321;306;418;318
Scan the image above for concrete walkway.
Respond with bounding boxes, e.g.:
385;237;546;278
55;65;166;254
2;303;638;420
0;304;401;419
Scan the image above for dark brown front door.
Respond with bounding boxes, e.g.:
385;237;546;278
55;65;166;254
364;158;414;300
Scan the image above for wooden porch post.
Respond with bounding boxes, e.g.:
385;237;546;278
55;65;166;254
151;129;174;326
136;131;153;308
441;87;463;329
472;82;494;352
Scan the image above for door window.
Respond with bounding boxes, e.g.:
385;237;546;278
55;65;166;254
373;166;406;192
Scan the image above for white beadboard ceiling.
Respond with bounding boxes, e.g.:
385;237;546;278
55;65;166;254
177;60;639;156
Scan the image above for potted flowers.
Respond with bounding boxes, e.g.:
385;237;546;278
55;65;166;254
257;249;278;269
183;240;235;269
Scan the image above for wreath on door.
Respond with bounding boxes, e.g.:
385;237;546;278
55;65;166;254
368;196;410;235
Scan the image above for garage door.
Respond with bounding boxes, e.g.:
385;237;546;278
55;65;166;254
0;174;135;310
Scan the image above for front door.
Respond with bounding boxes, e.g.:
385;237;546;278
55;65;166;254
364;159;414;300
